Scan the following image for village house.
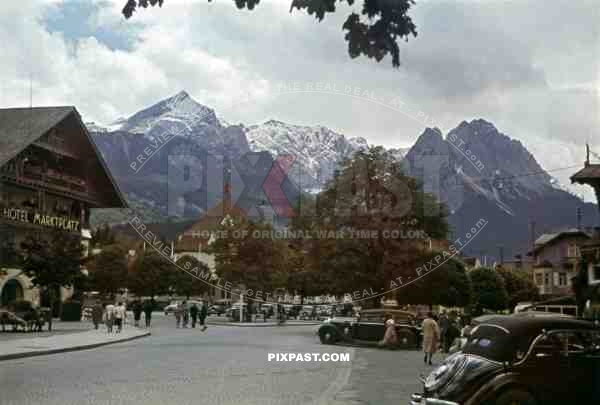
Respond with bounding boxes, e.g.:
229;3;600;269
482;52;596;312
0;106;127;310
528;228;590;297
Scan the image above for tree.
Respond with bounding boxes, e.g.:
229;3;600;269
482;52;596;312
20;230;84;316
469;267;509;316
396;254;472;309
172;255;210;299
207;218;287;302
573;257;591;317
127;251;172;298
89;246;129;299
122;0;418;68
302;146;449;307
496;266;539;310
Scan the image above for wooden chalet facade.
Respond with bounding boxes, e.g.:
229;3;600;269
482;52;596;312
0;106;127;307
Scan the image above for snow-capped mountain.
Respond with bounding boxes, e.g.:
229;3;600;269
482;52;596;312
243;119;368;189
109;90;220;136
87;91;598;260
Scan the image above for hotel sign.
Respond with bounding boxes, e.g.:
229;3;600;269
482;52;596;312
2;208;80;232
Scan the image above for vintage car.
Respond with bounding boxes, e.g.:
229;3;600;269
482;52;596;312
318;309;421;349
410;314;600;405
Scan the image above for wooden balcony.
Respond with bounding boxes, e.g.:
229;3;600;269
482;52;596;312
0;171;102;207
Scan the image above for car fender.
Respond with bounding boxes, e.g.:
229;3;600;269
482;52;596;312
463;372;531;405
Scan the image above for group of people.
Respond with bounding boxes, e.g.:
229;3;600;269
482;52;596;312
378;311;470;365
422;311;469;365
90;299;155;333
173;301;208;331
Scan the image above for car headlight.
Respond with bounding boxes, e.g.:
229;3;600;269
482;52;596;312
424;353;466;392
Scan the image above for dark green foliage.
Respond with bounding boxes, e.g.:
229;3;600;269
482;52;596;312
121;0;417;68
20;231;84;291
89;246;129;298
573;257;590;317
127;251;173;298
60;300;82;322
172;255;210;298
469;267;509;316
496;266;539;310
207;218;288;297
396;254;472;308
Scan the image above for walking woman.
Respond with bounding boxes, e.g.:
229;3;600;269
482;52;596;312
422;312;440;365
104;303;115;334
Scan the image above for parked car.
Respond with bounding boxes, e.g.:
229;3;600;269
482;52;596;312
409;314;600;405
299;305;316;319
163;300;202;315
226;303;248;321
208;304;226;316
318;309;421;349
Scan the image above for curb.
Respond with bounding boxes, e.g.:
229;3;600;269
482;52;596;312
0;331;151;362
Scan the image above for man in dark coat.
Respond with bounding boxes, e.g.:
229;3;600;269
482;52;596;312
190;303;199;328
199;301;208;331
143;299;153;328
92;300;103;330
132;300;142;327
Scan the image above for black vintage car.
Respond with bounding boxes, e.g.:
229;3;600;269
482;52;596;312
410;314;600;405
318;309;421;349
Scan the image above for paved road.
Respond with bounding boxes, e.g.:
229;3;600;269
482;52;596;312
0;314;438;405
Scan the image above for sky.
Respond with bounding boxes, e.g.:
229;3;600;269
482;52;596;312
0;0;598;199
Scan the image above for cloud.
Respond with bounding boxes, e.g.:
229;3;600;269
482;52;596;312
0;0;597;198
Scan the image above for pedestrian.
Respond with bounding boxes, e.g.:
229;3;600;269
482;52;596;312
182;300;189;328
438;311;448;353
190;302;199;328
143;299;153;328
104;303;115;333
91;300;103;330
174;303;182;328
114;301;126;333
311;306;317;321
422;312;440;365
132;300;142;327
199;301;208;331
445;320;461;353
379;318;398;348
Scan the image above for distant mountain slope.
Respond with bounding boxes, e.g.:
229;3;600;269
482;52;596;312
404;119;599;260
87;92;598;261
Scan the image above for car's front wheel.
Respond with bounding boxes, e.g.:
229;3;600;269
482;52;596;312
494;389;537;405
319;329;337;344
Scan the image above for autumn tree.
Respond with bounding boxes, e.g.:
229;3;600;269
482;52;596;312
300;146;449;307
207;217;287;302
121;0;417;68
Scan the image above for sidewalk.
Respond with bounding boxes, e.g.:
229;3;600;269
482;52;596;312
0;326;150;361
